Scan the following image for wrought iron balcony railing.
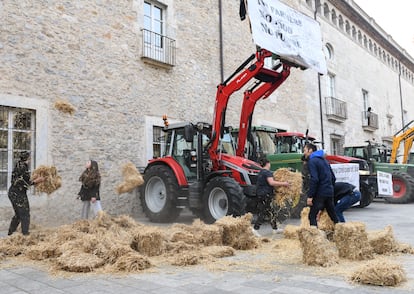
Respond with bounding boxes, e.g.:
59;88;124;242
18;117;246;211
141;29;176;66
325;96;347;122
362;110;379;131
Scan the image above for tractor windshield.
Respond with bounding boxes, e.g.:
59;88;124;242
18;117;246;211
256;130;276;155
275;136;303;154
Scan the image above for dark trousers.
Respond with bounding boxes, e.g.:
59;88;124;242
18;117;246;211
8;193;30;235
335;190;361;222
254;195;277;229
309;196;338;227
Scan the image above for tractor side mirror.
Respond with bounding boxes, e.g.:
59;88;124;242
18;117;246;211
184;125;194;142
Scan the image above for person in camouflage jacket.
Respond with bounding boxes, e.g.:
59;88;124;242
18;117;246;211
8;151;44;236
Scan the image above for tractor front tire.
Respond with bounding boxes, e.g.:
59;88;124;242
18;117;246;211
140;165;181;222
202;177;246;224
384;171;414;204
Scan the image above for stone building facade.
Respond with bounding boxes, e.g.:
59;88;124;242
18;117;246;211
0;0;413;229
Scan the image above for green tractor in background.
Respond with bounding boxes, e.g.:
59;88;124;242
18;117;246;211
232;127;374;214
344;141;414;204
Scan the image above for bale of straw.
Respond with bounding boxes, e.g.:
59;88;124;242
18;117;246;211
25;243;60;260
169;221;223;246
394;243;414;254
0;233;40;256
113;252;151;272
368;225;397;254
31;165;62;195
333;222;373;260
165;241;197;254
130;226;164;256
56;250;105;272
202;245;235;258
215;214;259;250
171;252;199;266
350;259;407;286
317;210;335;233
283;224;300;239
297;227;339;267
273;168;302;208
54;99;76;115
116;162;144;194
101;244;135;264
300;206;310;228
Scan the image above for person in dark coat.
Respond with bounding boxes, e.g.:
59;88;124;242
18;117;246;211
8;151;44;236
253;158;289;233
78;160;102;219
304;143;339;227
334;182;361;222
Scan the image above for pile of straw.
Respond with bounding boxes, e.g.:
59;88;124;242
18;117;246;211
116;162;144;194
367;225;396;254
31;165;62;195
0;212;258;275
350;259;407;286
54;99;76;115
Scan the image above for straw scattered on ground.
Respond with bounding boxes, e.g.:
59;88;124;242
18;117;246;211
0;212;412;289
350;258;407;286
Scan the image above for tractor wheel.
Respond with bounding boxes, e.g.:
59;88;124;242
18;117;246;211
140;165;181;222
202;177;246;224
358;181;375;208
384;172;414;204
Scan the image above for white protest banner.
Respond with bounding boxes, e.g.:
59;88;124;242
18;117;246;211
330;163;360;187
377;171;393;197
330;163;360;206
247;0;327;74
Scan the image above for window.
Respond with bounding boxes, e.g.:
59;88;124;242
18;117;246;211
326;73;335;97
362;90;369;111
0;106;36;191
324;43;333;60
142;1;176;65
152;125;163;158
330;134;343;155
144;1;164;47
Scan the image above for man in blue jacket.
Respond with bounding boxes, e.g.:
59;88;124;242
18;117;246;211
304;143;338;227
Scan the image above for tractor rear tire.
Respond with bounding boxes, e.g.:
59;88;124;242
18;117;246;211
202;177;246;224
140;165;181;222
384;171;414;204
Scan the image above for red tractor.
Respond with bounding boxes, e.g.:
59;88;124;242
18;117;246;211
140;49;292;223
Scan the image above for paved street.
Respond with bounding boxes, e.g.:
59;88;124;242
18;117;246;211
1;200;414;294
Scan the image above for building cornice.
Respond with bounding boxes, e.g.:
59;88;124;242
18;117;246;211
329;0;414;72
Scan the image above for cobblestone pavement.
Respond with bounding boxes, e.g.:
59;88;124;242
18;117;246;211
1;200;414;294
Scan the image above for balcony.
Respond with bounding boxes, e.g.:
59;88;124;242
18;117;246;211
141;29;176;67
362;110;379;132
325;96;347;123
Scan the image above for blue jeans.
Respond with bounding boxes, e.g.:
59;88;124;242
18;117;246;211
335;190;361;222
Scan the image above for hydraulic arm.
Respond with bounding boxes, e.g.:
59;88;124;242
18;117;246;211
390;120;414;164
208;48;291;168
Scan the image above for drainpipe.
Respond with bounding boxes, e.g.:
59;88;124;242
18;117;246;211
314;5;325;149
398;61;404;128
218;0;224;83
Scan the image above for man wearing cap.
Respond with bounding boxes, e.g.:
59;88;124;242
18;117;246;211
7;151;44;236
